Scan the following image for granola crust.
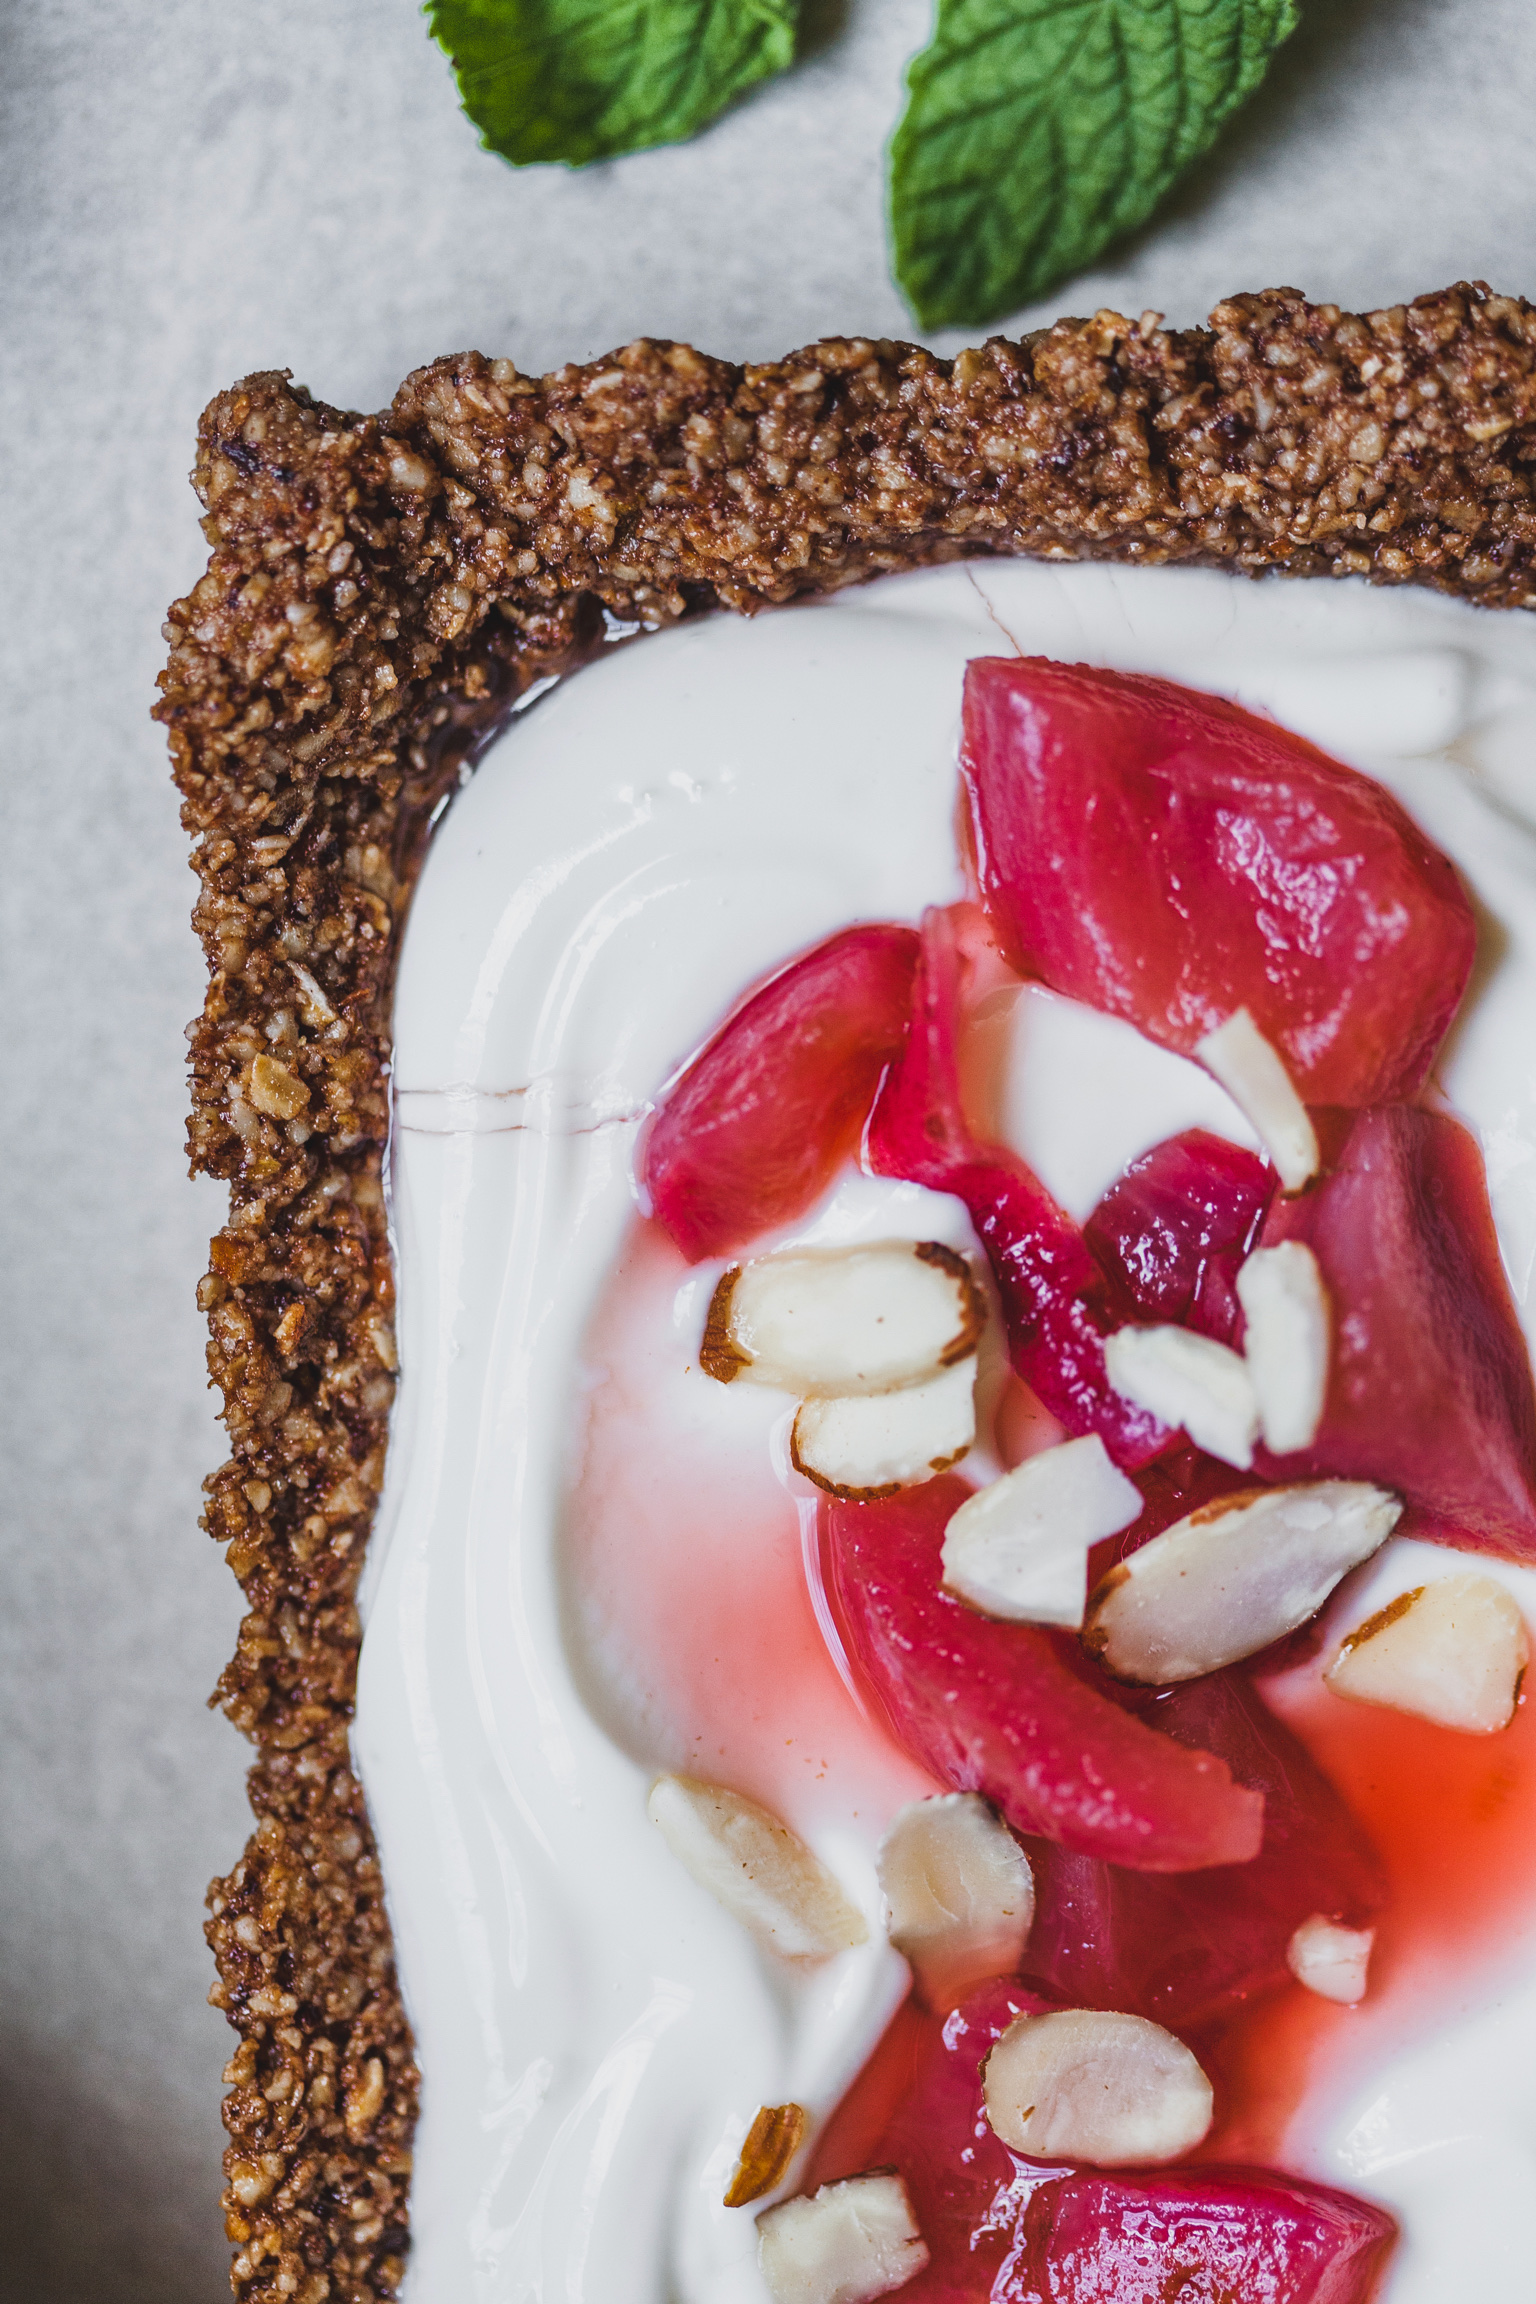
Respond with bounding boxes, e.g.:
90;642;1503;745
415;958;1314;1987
157;284;1536;2303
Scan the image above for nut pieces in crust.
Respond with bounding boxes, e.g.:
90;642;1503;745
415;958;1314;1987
159;285;1536;2301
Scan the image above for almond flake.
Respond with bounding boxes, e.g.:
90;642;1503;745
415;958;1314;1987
1326;1573;1530;1734
1237;1241;1331;1452
1287;1914;1375;2005
791;1361;975;1499
647;1776;868;1959
1104;1323;1259;1469
1083;1481;1400;1684
701;1242;984;1395
757;2173;929;2304
940;1436;1143;1627
983;2008;1213;2166
1196;1008;1319;1191
724;2104;807;2208
878;1795;1034;2011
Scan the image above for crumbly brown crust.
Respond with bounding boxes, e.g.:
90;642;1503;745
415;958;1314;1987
157;282;1536;2302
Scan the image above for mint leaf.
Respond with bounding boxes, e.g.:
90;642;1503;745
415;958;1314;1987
429;0;799;166
890;0;1299;329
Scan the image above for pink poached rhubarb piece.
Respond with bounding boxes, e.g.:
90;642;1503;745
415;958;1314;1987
1085;1129;1276;1345
865;909;1169;1469
809;1979;1397;2304
820;1476;1264;1871
1258;1102;1536;1558
640;921;918;1261
961;656;1475;1107
1022;1667;1384;2029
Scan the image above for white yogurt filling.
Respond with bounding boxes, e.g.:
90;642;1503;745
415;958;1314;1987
354;559;1536;2304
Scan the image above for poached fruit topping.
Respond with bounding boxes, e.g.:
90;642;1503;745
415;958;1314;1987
610;650;1536;2295
1083;1128;1275;1345
866;909;1170;1469
1258;1103;1536;1557
820;1474;1265;1870
639;922;918;1262
960;654;1475;1107
806;1979;1396;2304
1020;1669;1385;2030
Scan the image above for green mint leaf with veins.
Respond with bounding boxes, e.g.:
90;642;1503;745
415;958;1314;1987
890;0;1300;329
428;0;799;166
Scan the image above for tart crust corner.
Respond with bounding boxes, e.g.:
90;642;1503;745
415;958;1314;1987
156;280;1536;2303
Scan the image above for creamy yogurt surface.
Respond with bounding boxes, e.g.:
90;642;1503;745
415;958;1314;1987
354;560;1536;2303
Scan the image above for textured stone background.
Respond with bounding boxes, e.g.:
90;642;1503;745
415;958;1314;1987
3;0;1536;2296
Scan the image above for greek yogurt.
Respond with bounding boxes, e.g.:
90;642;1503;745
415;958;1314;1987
354;559;1536;2304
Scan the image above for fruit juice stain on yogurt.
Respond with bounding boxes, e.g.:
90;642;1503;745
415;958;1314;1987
1195;1667;1536;2169
562;1214;943;1841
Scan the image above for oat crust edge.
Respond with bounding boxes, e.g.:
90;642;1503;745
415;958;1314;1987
156;283;1536;2303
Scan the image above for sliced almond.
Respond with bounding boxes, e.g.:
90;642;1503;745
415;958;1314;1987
1326;1573;1530;1734
1104;1323;1259;1469
1195;1008;1318;1192
647;1776;868;1959
725;2104;807;2208
940;1435;1144;1628
1287;1914;1375;2006
983;2008;1212;2166
701;1242;985;1395
878;1795;1034;2011
791;1360;976;1500
1237;1241;1331;1453
1083;1481;1400;1684
757;2173;929;2304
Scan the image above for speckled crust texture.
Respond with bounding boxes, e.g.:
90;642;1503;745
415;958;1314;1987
156;282;1536;2301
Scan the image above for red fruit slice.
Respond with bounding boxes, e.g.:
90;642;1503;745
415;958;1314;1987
1021;2169;1396;2304
638;922;919;1262
1259;1104;1536;1559
961;656;1475;1107
809;1979;1396;2304
1023;1671;1385;2029
866;910;1169;1468
820;1477;1264;1871
1085;1130;1276;1345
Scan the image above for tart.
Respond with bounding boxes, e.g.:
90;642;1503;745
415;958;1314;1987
156;284;1536;2304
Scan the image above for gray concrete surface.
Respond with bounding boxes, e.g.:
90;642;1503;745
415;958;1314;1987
3;0;1536;2295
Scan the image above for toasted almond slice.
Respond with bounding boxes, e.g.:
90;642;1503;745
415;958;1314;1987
1326;1573;1530;1733
792;1361;976;1500
701;1242;985;1395
1195;1008;1319;1192
983;2008;1213;2166
1237;1241;1331;1453
940;1435;1143;1628
757;2173;929;2304
1083;1481;1400;1684
878;1795;1035;2012
647;1776;868;1959
725;2104;808;2208
1104;1323;1259;1469
1287;1914;1375;2006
